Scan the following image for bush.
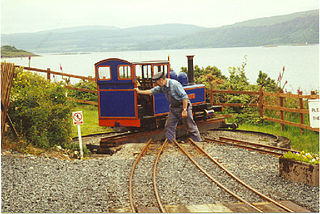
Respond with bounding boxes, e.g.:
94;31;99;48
186;55;278;125
67;80;97;103
8;68;73;148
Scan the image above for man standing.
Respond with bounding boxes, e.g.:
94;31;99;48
135;72;201;142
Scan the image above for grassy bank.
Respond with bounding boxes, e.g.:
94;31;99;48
239;123;319;153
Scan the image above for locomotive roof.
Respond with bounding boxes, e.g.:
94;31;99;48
132;60;170;65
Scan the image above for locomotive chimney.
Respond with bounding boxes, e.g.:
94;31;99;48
186;55;195;85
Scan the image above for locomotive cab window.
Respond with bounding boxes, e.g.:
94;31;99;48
98;66;111;80
118;65;132;80
143;65;152;79
154;64;168;74
135;65;142;78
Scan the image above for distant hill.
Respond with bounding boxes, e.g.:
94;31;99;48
1;45;38;58
139;10;319;50
235;9;318;27
1;24;204;53
1;10;318;53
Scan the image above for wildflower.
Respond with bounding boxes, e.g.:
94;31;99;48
278;72;282;81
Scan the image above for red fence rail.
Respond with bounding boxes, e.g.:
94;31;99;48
209;87;319;132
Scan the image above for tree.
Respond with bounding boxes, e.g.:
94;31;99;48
256;70;278;92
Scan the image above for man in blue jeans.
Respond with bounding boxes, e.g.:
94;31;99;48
135;71;201;142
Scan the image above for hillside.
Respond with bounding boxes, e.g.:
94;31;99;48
141;12;319;49
1;10;318;53
1;24;204;53
1;45;38;58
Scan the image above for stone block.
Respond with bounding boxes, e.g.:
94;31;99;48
279;157;319;186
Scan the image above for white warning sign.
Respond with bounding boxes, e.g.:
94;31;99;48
72;111;84;125
308;99;319;128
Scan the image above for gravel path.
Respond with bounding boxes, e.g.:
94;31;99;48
2;133;319;213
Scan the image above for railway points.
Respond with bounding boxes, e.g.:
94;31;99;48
126;137;309;213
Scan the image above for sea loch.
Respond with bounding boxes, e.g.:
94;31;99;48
3;45;319;93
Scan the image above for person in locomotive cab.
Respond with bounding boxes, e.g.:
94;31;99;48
135;71;202;142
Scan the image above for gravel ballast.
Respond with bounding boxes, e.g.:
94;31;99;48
2;132;319;213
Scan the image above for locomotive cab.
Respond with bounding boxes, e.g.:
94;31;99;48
95;58;140;127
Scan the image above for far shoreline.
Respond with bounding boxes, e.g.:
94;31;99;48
1;54;40;59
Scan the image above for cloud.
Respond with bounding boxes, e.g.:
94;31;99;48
1;0;318;34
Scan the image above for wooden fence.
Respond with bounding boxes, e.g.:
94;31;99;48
13;65;98;106
209;87;319;132
7;64;320;132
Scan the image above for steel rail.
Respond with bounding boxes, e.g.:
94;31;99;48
129;138;153;213
173;140;264;213
205;137;284;156
152;139;168;213
189;138;294;212
219;136;299;153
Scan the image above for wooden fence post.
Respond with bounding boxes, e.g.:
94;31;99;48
279;89;284;131
258;86;264;119
298;91;304;134
1;62;15;140
47;68;51;81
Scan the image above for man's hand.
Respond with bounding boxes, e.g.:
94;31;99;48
135;88;152;95
182;109;188;118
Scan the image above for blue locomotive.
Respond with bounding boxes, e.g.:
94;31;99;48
94;56;221;130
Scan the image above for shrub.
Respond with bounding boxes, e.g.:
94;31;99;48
67;80;97;103
186;56;277;125
8;68;73;148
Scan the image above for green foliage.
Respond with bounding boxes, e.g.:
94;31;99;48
8;68;73;148
283;151;319;165
217;56;262;124
224;56;249;90
67;142;90;156
256;70;279;92
67;80;97;103
181;65;227;89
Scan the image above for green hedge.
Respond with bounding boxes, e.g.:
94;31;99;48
8;68;73;148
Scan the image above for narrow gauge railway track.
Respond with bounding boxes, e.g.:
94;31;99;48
178;138;294;212
205;136;299;157
128;138;294;213
129;139;168;212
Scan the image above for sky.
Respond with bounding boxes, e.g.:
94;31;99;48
1;0;319;34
